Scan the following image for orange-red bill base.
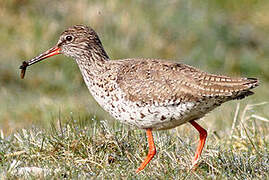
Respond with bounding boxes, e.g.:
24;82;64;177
19;46;61;79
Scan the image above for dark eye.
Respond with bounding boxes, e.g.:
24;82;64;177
65;35;73;42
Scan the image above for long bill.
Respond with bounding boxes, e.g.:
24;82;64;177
19;46;61;79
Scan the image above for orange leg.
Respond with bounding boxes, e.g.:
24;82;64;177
189;120;207;166
136;129;156;173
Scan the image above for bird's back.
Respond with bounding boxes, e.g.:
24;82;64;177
88;58;258;130
112;58;258;105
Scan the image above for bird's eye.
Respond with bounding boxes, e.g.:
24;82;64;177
65;35;73;42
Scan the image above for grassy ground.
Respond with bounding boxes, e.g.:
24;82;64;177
0;0;269;179
0;103;268;179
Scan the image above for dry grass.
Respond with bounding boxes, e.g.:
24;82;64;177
0;103;268;179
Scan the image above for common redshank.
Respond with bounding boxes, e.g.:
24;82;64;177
20;25;259;172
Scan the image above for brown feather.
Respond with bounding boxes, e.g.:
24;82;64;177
113;58;258;105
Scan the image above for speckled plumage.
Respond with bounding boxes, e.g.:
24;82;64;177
55;25;258;130
21;25;259;172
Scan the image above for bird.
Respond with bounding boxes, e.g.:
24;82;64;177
20;25;259;173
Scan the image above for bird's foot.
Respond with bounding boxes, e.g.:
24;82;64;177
190;159;199;171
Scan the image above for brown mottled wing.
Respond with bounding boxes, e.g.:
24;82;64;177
116;59;258;105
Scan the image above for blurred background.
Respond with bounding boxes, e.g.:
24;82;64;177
1;0;268;134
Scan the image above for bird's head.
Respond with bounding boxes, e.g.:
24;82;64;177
57;25;106;59
19;25;109;78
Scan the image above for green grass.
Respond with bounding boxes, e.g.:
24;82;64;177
1;0;269;179
0;103;268;179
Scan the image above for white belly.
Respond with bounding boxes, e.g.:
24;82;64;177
80;68;218;130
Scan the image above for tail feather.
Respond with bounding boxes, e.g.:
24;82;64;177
243;77;259;89
198;75;259;97
230;78;258;100
232;90;254;100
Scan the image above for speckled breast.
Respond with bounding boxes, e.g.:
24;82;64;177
78;67;220;130
83;79;218;130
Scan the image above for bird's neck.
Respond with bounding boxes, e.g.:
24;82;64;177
75;47;110;80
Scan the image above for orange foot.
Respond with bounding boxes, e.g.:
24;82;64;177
189;120;207;169
136;129;156;173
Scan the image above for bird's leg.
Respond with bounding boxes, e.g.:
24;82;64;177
189;120;207;167
136;129;156;173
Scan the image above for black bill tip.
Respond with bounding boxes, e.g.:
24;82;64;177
20;61;29;79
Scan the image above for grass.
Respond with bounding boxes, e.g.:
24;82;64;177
0;103;268;179
1;0;269;179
